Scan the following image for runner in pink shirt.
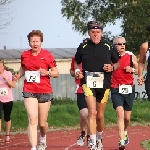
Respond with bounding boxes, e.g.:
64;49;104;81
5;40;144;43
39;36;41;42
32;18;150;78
0;60;15;143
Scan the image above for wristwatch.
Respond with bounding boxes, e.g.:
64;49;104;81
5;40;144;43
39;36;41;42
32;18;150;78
47;71;51;77
132;68;135;73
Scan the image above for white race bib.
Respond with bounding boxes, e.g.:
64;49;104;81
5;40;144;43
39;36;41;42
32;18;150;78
86;72;104;88
119;85;132;94
25;71;40;83
0;88;8;96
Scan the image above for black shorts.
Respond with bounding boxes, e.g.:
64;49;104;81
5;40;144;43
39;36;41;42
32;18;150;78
23;92;53;103
82;84;110;103
0;101;13;121
111;86;135;111
77;93;88;110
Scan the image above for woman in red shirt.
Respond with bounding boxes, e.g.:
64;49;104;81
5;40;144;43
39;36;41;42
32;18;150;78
13;30;59;150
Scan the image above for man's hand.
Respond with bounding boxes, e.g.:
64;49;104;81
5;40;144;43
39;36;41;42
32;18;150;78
124;66;133;73
75;70;84;79
103;64;113;72
137;76;144;85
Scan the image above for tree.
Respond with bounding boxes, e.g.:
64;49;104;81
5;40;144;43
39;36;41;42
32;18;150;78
0;0;15;33
61;0;150;54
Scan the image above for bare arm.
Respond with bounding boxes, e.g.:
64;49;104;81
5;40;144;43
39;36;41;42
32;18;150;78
49;67;59;78
74;61;81;70
113;62;120;71
70;69;75;77
138;42;147;77
13;67;25;82
3;76;16;88
132;53;138;75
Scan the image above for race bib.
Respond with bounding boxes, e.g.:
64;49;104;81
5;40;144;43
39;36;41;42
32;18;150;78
75;84;79;93
86;72;104;88
0;88;8;96
119;85;132;94
25;71;40;83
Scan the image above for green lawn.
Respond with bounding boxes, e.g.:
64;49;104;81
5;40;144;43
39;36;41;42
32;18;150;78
2;99;150;133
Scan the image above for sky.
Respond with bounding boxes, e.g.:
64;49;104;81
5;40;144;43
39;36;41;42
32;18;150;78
0;0;122;50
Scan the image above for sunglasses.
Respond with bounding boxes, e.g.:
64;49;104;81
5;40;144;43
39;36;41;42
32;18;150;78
115;43;126;46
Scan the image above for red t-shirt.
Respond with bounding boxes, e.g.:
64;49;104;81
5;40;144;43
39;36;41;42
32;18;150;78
70;57;83;94
21;49;56;93
111;51;134;88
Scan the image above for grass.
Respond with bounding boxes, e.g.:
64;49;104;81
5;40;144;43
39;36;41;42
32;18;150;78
1;99;150;132
141;140;150;150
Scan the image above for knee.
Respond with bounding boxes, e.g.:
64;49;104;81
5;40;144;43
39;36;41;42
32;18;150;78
29;118;38;126
96;113;104;121
39;122;47;129
81;113;88;121
116;107;124;119
89;110;97;118
124;116;130;122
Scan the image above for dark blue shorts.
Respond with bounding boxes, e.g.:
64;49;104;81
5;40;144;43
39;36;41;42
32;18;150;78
111;86;135;111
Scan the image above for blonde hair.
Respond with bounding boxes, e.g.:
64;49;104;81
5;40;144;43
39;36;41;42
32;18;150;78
0;59;4;65
0;59;8;70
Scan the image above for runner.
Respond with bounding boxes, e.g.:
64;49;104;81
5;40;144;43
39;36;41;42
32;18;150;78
74;21;120;150
70;51;90;147
111;36;138;150
13;30;59;150
138;25;150;100
0;60;16;143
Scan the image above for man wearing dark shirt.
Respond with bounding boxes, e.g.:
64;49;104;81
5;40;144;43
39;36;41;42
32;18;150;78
74;21;120;150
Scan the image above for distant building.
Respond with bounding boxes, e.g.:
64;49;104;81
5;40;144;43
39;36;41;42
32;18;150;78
0;48;77;100
0;48;76;74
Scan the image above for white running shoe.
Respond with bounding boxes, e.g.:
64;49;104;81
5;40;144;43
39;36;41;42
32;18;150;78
77;134;85;146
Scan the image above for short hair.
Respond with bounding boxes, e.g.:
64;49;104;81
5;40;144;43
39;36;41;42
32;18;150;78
113;36;126;44
27;30;43;42
87;21;104;30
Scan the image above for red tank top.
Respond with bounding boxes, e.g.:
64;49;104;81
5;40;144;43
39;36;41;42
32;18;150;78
70;57;83;93
111;51;134;88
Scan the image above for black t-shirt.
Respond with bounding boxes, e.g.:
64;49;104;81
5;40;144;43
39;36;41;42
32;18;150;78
75;39;119;88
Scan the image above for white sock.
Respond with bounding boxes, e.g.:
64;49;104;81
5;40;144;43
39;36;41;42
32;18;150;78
40;135;46;144
90;134;96;145
96;131;103;140
40;135;46;140
40;135;46;139
31;147;36;150
124;131;127;135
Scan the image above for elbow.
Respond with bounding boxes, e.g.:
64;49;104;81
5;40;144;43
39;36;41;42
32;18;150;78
134;71;138;75
54;72;59;78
